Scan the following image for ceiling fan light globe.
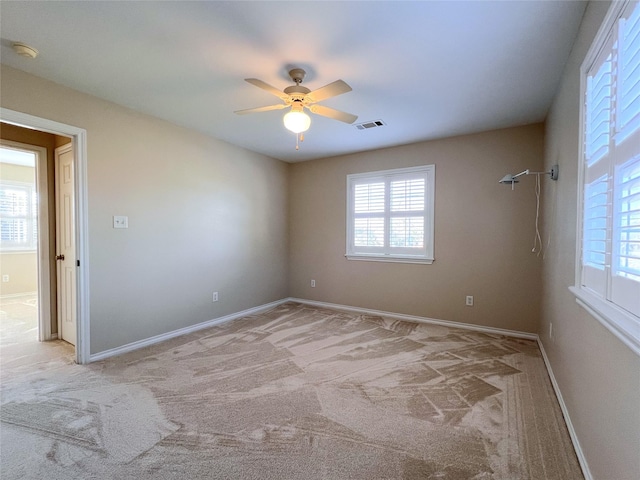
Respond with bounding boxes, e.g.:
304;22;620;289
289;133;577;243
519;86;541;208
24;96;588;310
283;111;311;133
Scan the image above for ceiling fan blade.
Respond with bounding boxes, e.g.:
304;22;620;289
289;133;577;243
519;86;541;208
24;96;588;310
307;80;352;103
245;78;289;100
234;104;288;115
308;104;358;124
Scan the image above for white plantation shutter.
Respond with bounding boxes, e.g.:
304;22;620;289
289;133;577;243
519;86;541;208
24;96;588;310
612;156;640;315
353;182;385;249
347;165;435;263
585;47;613;166
354;217;385;248
582;27;615;298
583;174;609;296
389;176;426;253
580;0;640;320
354;182;385;212
582;34;615;297
0;183;38;251
618;3;640;141
615;157;640;281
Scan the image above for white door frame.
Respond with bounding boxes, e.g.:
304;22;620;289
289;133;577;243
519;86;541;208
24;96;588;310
1;108;90;364
0;139;52;341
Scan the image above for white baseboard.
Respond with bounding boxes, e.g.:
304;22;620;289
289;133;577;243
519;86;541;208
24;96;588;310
89;296;536;363
0;291;38;300
537;338;593;480
288;297;538;340
89;298;290;362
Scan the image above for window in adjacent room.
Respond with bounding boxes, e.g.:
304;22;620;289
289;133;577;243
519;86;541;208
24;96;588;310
0;147;38;252
574;0;640;353
346;164;435;264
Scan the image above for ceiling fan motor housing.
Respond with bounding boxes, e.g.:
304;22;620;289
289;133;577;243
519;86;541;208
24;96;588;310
285;69;310;103
284;85;311;97
288;68;306;84
284;68;311;105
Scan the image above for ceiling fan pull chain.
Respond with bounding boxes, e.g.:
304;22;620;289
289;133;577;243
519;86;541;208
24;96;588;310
296;133;300;150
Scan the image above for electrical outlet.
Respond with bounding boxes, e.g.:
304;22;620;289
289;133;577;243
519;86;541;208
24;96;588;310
212;291;219;302
2;275;9;283
311;280;316;287
465;295;474;306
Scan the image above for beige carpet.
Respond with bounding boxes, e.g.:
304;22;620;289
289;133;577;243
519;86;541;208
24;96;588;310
0;302;582;479
0;294;39;346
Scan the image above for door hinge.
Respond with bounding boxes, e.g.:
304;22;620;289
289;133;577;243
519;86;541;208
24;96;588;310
76;260;80;267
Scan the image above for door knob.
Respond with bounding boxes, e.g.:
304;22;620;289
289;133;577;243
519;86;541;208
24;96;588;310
56;254;65;260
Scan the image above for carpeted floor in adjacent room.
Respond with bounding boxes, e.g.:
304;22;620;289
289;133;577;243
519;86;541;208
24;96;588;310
0;301;583;479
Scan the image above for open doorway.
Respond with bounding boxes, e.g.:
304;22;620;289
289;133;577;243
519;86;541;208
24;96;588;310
0;144;42;345
0;132;71;350
0;109;89;364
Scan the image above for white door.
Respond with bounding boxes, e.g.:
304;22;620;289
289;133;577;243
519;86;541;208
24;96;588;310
55;144;76;346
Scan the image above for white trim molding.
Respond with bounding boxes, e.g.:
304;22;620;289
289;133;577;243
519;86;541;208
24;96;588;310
569;286;640;356
537;338;593;480
90;298;290;362
345;254;434;265
289;297;538;340
90;296;539;362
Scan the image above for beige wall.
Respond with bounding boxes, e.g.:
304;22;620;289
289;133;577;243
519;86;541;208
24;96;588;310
0;162;35;183
0;253;37;295
540;2;640;479
289;124;544;333
0;163;38;295
1;65;289;354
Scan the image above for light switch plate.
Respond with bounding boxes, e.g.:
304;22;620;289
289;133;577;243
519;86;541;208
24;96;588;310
113;215;128;229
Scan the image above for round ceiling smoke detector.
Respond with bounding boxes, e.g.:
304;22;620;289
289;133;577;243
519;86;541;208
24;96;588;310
12;42;38;59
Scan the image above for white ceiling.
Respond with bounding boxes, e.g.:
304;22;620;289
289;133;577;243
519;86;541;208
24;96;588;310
0;1;587;163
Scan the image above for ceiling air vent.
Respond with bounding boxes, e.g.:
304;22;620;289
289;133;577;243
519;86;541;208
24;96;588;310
355;119;386;130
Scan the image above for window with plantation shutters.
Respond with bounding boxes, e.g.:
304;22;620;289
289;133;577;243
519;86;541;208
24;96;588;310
574;0;640;353
346;165;435;264
0;182;38;251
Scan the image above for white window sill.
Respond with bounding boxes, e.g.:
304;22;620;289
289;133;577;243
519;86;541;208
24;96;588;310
345;254;434;265
0;249;37;254
569;286;640;356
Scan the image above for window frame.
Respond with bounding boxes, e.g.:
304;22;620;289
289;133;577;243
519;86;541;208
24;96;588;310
346;164;435;264
573;0;640;356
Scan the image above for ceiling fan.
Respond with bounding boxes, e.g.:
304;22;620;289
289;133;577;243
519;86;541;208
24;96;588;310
234;68;358;135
